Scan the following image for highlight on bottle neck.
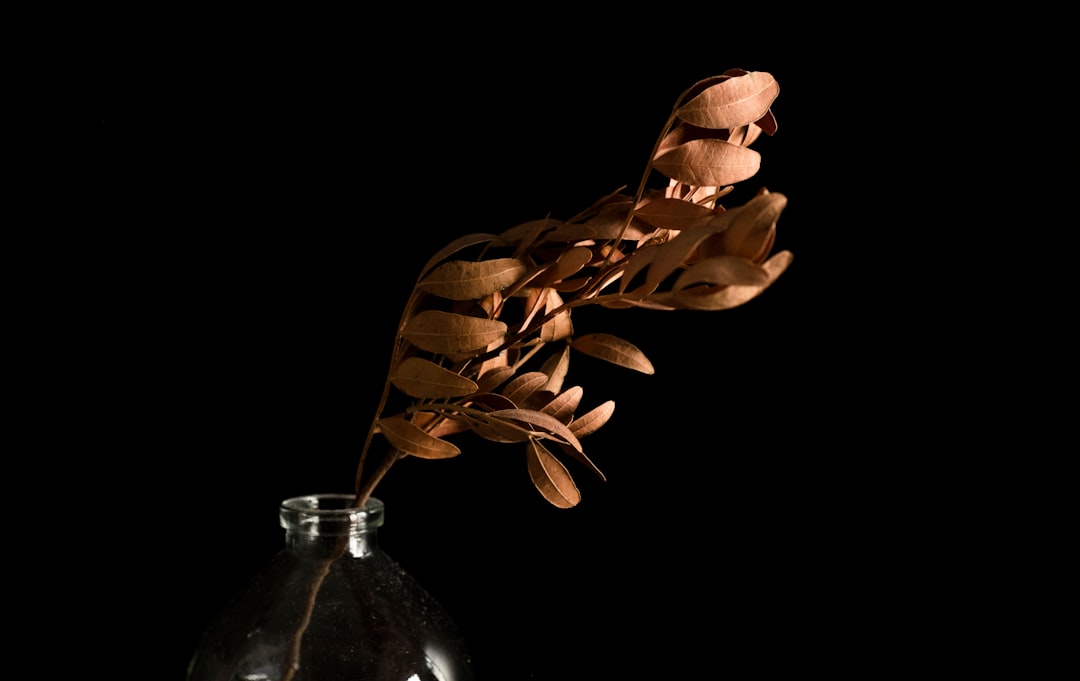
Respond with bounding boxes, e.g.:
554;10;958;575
279;494;385;556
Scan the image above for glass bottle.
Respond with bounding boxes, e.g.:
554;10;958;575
187;494;475;681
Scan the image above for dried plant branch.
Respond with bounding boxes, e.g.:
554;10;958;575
276;71;795;675
609;109;679;256
352;68;792;510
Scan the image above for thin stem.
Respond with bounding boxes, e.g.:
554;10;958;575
353;373;395;499
354;448;404;509
603;79;701;259
606;110;679;259
281;533;351;681
352;287;424;504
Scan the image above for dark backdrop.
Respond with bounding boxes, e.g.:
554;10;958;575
91;18;1072;680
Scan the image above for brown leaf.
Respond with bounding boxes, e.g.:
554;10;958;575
466;392;518;411
543;246;594;285
419;233;500;279
571;333;655;375
666;180;733;209
400;310;507;354
476;289;503;318
676;74;731;103
501;371;550;407
653;139;761;187
675;71;779;130
755;109;778;136
544;222;605;243
576;203;649;242
411;412;470;439
548;215;648;245
556;441;606;482
672;256;770;290
539;309;574;343
599;297;679;311
633;197;717;232
391;357;479;398
489;408;584;452
469;410;533;443
476;365;515;393
526;439;581;509
658;250;793;310
655;121;714;159
643;220;725;292
418;258;528;301
516;286;549;332
709;191;787;261
538;290;573;343
538;344;571;394
540;385;583;424
568;399;615;438
618;246;658;294
377;416;461;459
727;122;769;147
516;287;571;344
550;277;591;294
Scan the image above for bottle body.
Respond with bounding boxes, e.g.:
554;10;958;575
187;494;474;681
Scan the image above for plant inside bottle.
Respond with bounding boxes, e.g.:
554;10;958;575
188;68;792;680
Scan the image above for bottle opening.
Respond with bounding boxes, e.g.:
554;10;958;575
280;494;385;535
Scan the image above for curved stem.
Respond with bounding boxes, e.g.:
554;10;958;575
607;110;679;258
354;448;404;509
281;540;344;681
352;287;424;505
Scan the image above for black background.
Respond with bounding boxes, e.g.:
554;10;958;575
87;15;1073;680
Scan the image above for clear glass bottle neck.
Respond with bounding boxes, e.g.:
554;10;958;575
279;494;384;558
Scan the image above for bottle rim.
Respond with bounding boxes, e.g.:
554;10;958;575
279;494;385;534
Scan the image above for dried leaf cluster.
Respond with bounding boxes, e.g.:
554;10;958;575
353;69;792;508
